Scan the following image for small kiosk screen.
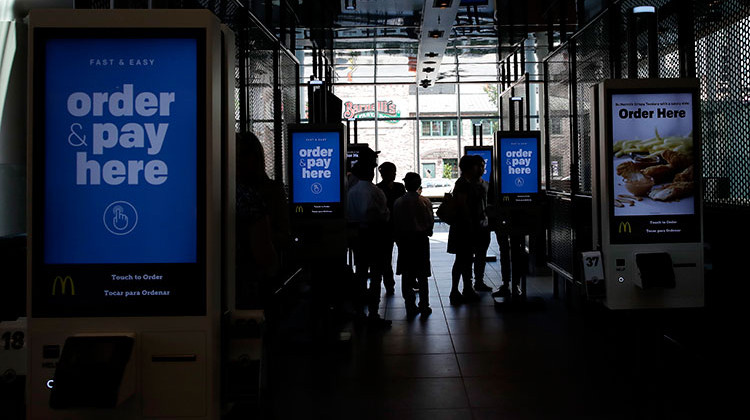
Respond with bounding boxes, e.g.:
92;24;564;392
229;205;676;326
32;29;206;317
496;132;541;199
608;90;700;244
288;125;345;218
346;143;369;172
465;147;493;184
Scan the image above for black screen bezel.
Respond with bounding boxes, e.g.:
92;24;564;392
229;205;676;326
464;145;495;201
287;123;346;219
494;130;542;203
605;85;702;245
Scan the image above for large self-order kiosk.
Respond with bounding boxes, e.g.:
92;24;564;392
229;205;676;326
591;78;704;309
27;10;231;418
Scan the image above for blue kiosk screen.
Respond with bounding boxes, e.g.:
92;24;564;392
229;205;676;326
499;137;539;194
33;32;205;317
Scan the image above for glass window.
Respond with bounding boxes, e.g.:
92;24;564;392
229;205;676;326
421;122;431;136
421;120;459;137
443;158;459;179
421;163;436;179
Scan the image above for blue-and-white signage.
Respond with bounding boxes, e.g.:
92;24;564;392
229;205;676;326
466;148;492;184
499;136;539;195
291;131;341;205
43;38;198;264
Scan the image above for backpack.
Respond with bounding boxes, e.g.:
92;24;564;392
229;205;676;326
436;192;457;225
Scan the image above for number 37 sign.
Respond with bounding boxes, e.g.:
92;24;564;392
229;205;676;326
581;251;605;282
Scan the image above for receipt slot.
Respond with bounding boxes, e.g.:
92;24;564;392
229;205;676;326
591;78;704;309
27;10;231;418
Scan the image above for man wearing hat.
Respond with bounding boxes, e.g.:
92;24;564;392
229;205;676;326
346;147;391;327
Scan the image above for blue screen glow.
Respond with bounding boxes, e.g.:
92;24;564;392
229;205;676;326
499;137;538;194
291;131;341;204
466;149;492;184
43;38;198;264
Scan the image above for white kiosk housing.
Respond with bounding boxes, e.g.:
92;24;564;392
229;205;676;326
591;78;704;310
27;10;232;418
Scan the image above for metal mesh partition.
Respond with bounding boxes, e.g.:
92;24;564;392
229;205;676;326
545;50;572;193
500;86;512;131
696;0;750;207
548;196;574;276
513;80;528;131
620;0;673;78
574;11;613;195
244;47;275;178
278;50;299;186
657;9;682;78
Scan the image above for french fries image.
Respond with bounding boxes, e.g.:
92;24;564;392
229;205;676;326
614;129;694;203
614;128;693;158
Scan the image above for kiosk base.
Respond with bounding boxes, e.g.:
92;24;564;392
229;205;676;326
493;296;545;312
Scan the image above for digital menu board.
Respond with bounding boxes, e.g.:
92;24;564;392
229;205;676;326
607;90;700;244
31;29;206;317
288;124;345;218
496;131;541;201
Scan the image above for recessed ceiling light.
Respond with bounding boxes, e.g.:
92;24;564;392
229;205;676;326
633;6;656;14
428;30;444;39
433;0;452;8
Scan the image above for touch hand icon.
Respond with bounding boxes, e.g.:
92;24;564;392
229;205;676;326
112;205;129;231
104;201;138;235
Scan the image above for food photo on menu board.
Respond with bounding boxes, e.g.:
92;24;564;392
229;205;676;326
611;92;695;217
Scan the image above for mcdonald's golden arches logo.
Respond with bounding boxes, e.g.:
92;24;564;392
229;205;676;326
52;276;75;296
618;221;632;233
295;205;304;213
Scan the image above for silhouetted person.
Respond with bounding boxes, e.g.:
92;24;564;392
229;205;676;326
377;161;406;296
393;172;434;317
346;147;391;327
235;132;284;309
471;154;493;292
447;154;487;305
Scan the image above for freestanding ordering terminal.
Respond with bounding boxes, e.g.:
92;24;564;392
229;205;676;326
591;78;704;309
27;9;230;418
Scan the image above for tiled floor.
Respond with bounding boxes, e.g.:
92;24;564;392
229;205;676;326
259;223;713;419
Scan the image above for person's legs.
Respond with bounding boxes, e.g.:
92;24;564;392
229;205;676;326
364;229;391;326
451;254;463;294
352;240;369;313
462;252;479;301
473;229;492;291
417;276;430;314
492;231;512;297
383;237;396;295
452;252;474;303
402;273;418;315
368;266;383;316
